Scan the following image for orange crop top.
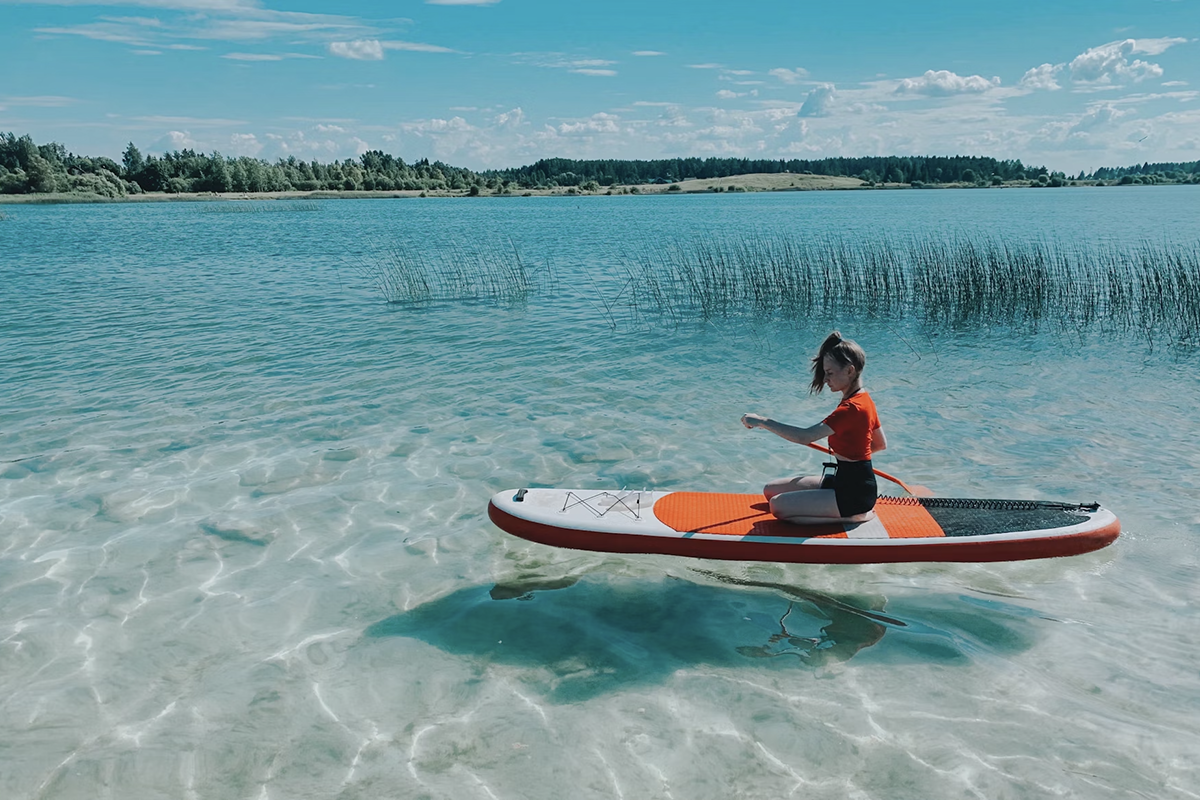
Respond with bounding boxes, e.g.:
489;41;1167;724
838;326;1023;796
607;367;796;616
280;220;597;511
822;391;879;462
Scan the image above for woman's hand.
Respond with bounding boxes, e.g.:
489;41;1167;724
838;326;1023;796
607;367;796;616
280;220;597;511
741;413;768;429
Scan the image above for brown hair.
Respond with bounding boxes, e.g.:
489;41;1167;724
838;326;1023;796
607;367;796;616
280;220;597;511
809;331;867;393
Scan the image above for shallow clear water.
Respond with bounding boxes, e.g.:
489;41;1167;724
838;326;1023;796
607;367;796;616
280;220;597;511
2;188;1199;799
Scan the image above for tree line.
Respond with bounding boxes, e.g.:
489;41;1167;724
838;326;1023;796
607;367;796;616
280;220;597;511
1085;161;1200;185
0;133;481;197
3;131;1198;198
494;155;1047;187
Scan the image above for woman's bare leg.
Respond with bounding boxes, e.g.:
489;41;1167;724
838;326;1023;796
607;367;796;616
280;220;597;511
763;475;824;500
768;489;877;524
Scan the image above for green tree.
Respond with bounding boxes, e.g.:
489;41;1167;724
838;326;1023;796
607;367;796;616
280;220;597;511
197;153;232;193
69;169;126;198
24;153;60;193
122;143;144;178
0;167;27;194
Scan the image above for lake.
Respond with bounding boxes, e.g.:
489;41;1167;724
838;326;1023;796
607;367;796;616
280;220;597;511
2;187;1198;799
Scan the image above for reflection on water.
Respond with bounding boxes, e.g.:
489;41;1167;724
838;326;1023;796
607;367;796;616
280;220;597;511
366;573;1040;702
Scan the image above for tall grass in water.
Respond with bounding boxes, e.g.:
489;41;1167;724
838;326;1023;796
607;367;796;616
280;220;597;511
356;238;549;306
623;234;1200;343
200;201;321;213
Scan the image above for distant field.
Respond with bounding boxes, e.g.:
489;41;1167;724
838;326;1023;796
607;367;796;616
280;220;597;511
671;173;866;192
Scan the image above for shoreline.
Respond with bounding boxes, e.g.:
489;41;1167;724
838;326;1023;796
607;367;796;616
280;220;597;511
0;172;1177;205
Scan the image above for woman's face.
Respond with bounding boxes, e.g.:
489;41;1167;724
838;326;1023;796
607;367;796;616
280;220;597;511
822;354;859;393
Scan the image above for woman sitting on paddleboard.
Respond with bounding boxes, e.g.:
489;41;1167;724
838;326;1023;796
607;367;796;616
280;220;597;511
741;332;886;524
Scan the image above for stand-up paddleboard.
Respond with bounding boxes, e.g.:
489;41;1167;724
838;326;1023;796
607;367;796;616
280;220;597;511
488;489;1119;564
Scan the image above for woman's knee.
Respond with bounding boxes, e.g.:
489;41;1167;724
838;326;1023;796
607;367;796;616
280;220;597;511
763;475;821;499
769;489;840;520
763;478;791;499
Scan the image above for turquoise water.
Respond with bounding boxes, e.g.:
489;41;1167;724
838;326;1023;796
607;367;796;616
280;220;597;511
2;188;1199;799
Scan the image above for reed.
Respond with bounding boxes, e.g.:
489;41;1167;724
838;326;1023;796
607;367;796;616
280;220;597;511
357;237;550;306
619;233;1200;342
200;201;321;213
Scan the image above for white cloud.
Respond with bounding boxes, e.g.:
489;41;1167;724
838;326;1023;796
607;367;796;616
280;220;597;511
17;1;256;9
1101;90;1200;107
174;15;371;43
518;56;617;76
1020;63;1064;91
558;112;621;135
632;50;665;57
381;40;454;54
798;84;835;117
1037;102;1132;145
494;107;525;128
224;52;284;61
261;131;342;158
768;67;808;85
1128;37;1189;56
1069;40;1168;85
895;70;1001;95
716;89;742;99
1072;103;1129;132
222;51;320;61
227;132;262;156
37;22;154;45
686;63;722;69
395;116;503;162
104;15;165;28
35;5;380;51
1162;80;1188;87
329;39;383;60
409;116;473;133
153;130;199;151
654;108;692;128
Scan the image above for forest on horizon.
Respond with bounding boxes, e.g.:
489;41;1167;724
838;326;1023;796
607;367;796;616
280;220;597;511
2;131;1198;199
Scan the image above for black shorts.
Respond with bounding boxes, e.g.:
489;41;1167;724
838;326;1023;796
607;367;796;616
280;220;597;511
820;459;878;517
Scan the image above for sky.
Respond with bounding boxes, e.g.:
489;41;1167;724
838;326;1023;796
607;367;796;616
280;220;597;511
1;0;1197;173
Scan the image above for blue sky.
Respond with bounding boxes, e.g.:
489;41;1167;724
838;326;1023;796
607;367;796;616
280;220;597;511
1;0;1197;172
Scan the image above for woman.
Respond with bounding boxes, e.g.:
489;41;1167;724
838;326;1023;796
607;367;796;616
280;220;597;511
741;332;886;523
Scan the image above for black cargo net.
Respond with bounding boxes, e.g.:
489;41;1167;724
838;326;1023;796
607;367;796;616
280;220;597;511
880;496;1100;513
879;495;1103;537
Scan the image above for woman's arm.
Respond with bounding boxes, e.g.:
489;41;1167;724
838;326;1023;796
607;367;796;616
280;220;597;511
742;414;834;446
873;427;887;452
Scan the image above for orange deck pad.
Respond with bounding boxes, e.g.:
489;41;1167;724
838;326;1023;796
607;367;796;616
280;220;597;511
653;493;945;539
